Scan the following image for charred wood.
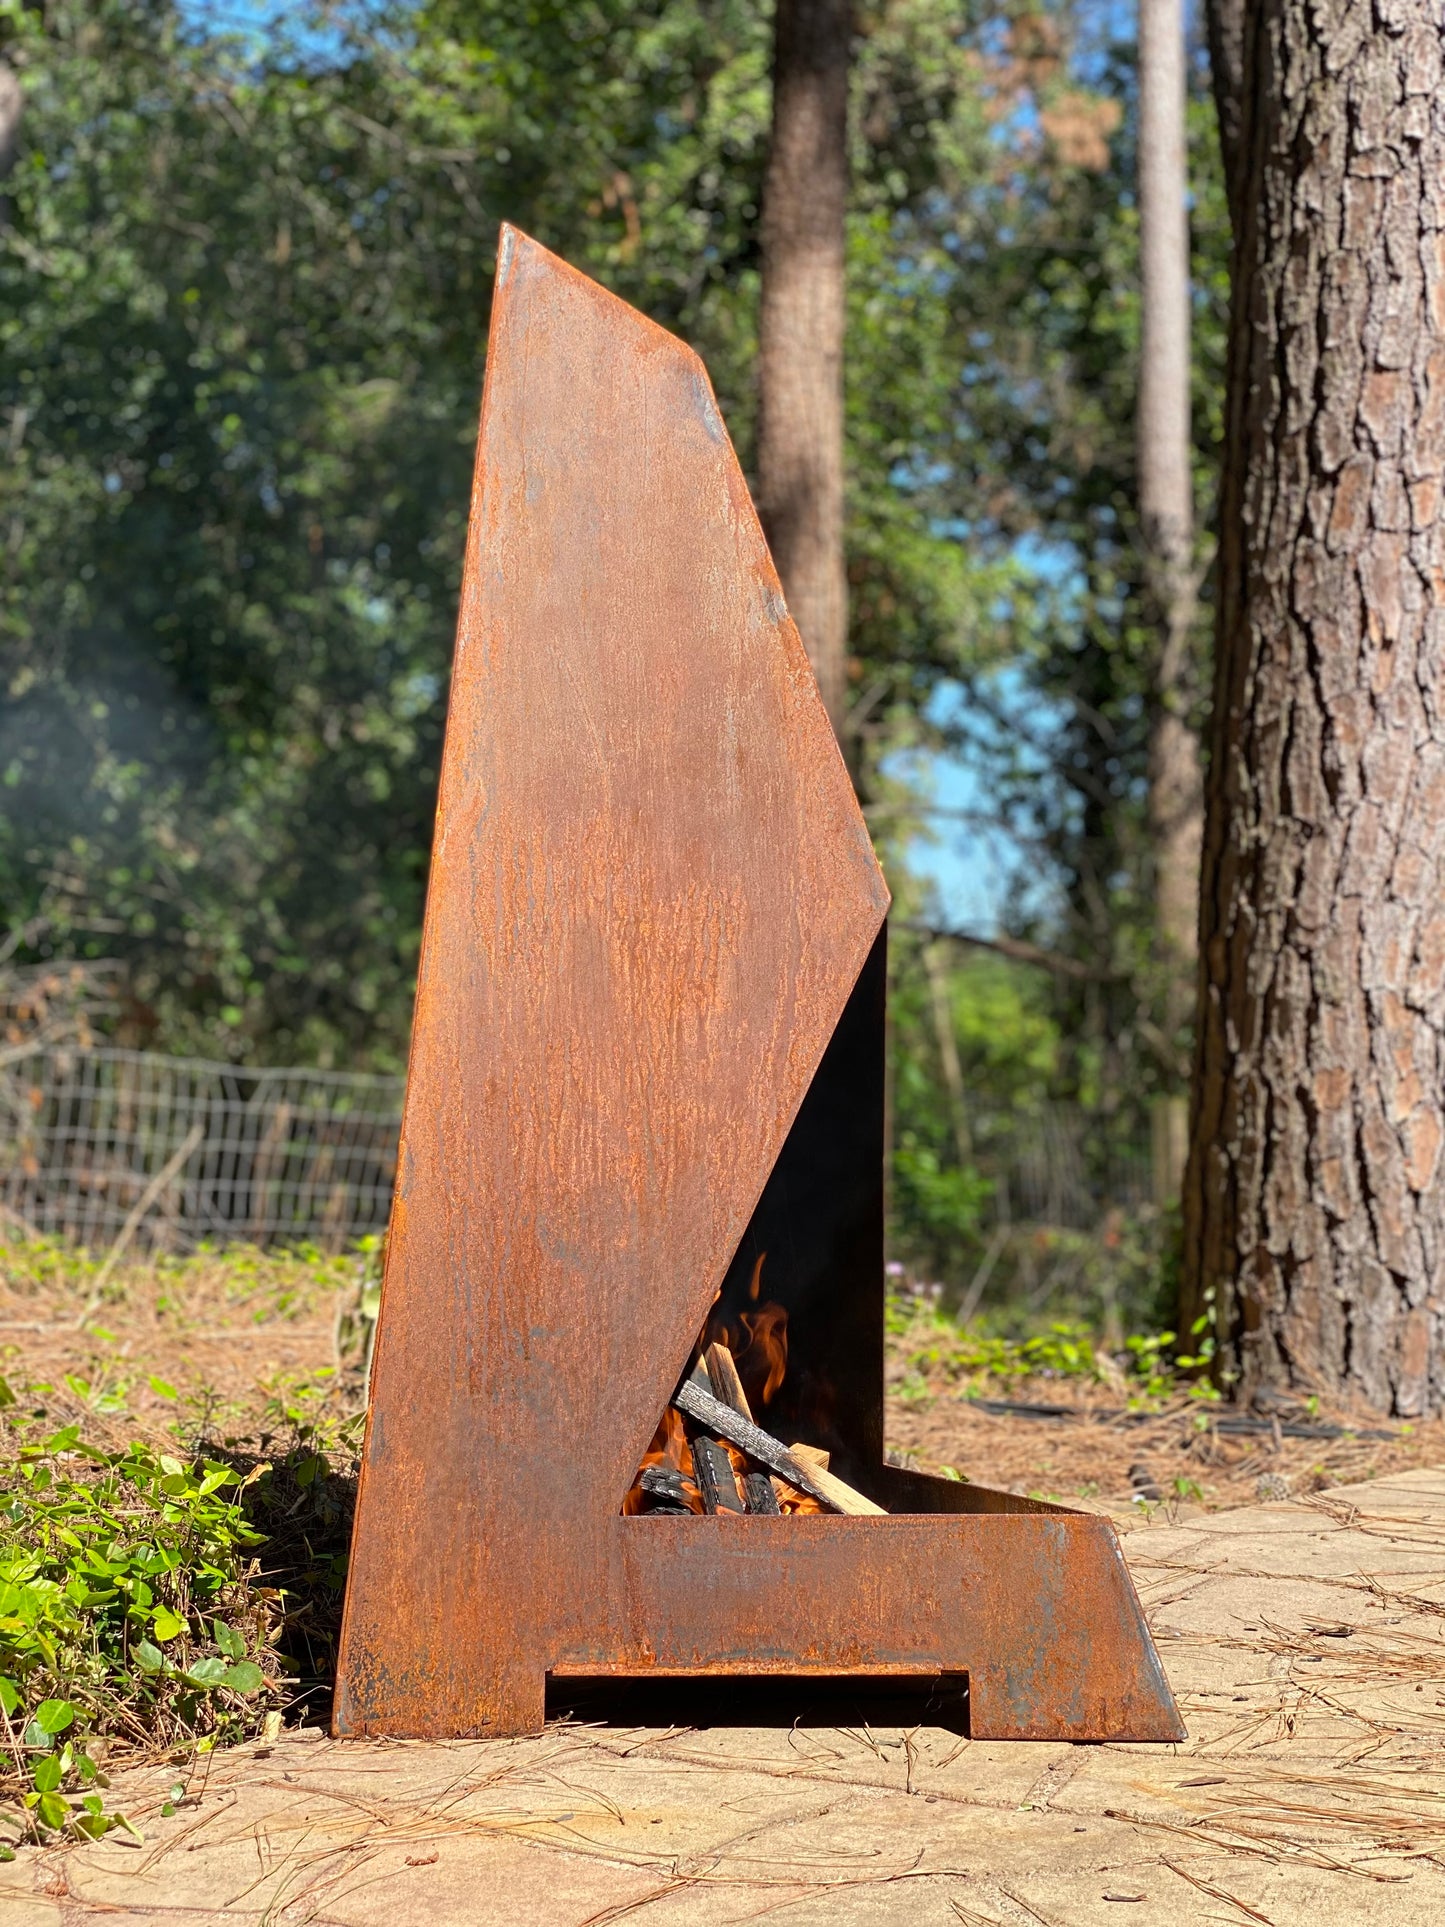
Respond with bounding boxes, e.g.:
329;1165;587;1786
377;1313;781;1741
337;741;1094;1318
692;1434;747;1514
638;1466;694;1514
673;1380;841;1511
743;1471;781;1514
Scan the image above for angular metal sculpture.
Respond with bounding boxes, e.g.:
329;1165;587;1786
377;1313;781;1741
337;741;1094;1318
334;226;1183;1745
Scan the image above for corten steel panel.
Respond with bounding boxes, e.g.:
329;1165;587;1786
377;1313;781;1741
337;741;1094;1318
334;226;1183;1745
554;1515;1182;1743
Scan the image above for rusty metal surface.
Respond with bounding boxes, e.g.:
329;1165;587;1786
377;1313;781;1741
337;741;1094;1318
557;1514;1184;1743
334;225;1182;1746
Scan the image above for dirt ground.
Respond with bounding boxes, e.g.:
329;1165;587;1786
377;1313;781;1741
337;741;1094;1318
885;1373;1445;1519
3;1254;1440;1519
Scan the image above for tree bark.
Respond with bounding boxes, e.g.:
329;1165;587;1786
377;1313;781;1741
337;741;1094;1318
0;55;22;222
1203;0;1247;212
1138;0;1204;1202
1184;0;1445;1417
757;0;851;744
924;940;972;1168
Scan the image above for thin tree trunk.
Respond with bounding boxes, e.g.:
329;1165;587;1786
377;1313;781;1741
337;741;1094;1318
0;54;22;227
757;0;851;744
1184;0;1445;1417
1138;0;1202;1204
924;940;972;1169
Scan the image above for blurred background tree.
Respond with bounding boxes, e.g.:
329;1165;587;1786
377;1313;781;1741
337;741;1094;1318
0;0;1227;1333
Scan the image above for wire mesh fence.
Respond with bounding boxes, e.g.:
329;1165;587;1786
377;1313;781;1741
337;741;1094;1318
0;1042;1155;1261
983;1103;1153;1230
1;1046;404;1254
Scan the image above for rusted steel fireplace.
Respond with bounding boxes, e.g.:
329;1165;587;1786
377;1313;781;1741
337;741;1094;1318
333;226;1183;1745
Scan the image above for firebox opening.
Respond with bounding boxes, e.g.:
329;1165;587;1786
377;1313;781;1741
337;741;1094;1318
544;1670;968;1735
622;927;889;1519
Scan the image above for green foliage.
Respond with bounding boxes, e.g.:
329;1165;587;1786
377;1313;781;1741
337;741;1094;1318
889;949;1063;1281
0;0;1017;1065
887;1291;1103;1386
0;1422;283;1844
887;1283;1223;1407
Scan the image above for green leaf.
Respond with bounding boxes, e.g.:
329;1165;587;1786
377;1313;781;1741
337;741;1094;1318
32;1754;62;1793
214;1621;246;1660
37;1791;69;1831
152;1608;185;1642
22;1721;51;1752
34;1700;75;1737
0;1377;14;1409
221;1661;264;1695
0;1677;18;1716
147;1376;179;1401
0;1844;14;1860
185;1657;228;1687
133;1641;165;1675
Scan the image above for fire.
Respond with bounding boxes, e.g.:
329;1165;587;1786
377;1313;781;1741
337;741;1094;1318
622;1404;703;1514
732;1301;788;1405
707;1251;788;1409
622;1251;823;1514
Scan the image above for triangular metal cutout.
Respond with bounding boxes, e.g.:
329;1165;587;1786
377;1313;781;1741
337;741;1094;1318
623;924;886;1514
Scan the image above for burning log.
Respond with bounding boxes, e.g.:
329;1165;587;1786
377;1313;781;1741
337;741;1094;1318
704;1340;753;1420
743;1471;780;1514
788;1443;887;1517
703;1341;783;1513
638;1466;694;1514
674;1381;853;1512
692;1434;747;1514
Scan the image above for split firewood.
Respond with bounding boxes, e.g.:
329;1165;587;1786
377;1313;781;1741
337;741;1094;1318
692;1434;746;1514
638;1466;693;1515
704;1341;753;1420
672;1381;840;1511
786;1445;886;1517
743;1470;780;1515
789;1442;888;1515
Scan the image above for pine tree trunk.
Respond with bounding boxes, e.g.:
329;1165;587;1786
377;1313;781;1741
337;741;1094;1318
1184;0;1445;1416
1138;0;1203;1201
757;0;851;744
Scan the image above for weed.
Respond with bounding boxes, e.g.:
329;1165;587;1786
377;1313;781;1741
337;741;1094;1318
0;1404;286;1846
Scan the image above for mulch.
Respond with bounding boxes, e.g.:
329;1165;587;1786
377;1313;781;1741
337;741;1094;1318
885;1372;1445;1515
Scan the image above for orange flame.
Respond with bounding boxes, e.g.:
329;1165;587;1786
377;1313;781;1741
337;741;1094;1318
622;1251;801;1513
732;1301;788;1406
622;1405;703;1514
